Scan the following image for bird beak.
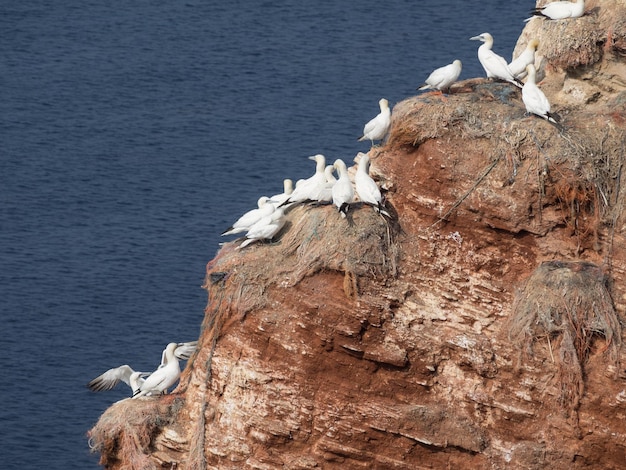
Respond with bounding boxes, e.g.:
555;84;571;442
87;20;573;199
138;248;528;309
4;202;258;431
308;155;316;161
469;36;481;41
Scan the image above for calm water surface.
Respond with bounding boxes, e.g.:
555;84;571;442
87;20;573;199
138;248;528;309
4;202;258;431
1;1;529;468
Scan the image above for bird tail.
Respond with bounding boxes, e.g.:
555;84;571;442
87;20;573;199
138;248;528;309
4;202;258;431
510;77;524;88
523;10;545;22
357;135;366;142
417;84;430;91
546;112;565;132
338;202;350;218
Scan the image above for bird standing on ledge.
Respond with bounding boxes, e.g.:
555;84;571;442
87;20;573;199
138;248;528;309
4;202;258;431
418;59;462;94
470;33;522;88
522;64;560;125
358;98;391;146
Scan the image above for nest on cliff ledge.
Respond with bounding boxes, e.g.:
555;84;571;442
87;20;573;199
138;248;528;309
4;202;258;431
507;260;621;410
88;396;184;469
204;203;400;318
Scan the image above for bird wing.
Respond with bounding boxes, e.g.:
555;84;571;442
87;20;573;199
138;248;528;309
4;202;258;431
87;364;134;392
426;63;456;89
175;341;198;361
542;2;575;19
362;114;381;138
355;172;382;205
332;179;355;207
508;50;533;77
481;50;515;80
523;84;551;116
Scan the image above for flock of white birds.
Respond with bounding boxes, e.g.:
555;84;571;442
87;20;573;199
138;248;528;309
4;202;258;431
87;0;585;401
219;0;584;250
220;149;390;249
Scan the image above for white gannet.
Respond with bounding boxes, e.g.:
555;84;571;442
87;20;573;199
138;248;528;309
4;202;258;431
525;0;584;21
87;365;148;395
358;98;391;146
355;153;386;215
470;33;522;88
222;196;275;236
280;154;327;205
238;207;286;249
522;64;559;124
332;159;354;218
269;179;294;207
508;39;539;79
133;343;182;398
418;60;462;94
316;165;337;203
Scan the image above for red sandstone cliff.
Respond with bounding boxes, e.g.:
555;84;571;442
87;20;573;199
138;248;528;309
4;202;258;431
90;1;626;468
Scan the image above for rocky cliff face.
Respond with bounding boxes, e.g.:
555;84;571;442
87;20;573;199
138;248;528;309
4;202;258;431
90;1;626;468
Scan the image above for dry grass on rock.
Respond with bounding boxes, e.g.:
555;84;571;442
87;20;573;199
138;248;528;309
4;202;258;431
88;397;184;470
507;260;621;410
204;204;400;316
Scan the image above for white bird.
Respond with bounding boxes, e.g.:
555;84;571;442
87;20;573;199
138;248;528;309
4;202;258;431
358;98;391;145
269;179;294;207
222;196;275;236
355;153;386;215
522;64;559;124
508;39;540;79
470;33;522;88
238;207;286;249
316;165;338;203
281;154;327;205
418;60;462;94
87;365;148;395
525;0;584;21
133;343;182;398
332;159;354;218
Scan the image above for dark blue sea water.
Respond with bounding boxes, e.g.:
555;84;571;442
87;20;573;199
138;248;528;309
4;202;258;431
1;1;530;468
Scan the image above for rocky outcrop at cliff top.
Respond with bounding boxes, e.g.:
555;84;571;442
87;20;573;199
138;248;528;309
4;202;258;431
89;1;626;468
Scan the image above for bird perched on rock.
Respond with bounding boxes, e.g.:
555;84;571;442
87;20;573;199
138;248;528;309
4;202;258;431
358;98;391;146
508;39;539;79
222;196;275;236
522;64;560;125
280;154;327;205
354;153;388;216
525;0;584;21
470;33;522;88
237;207;286;249
418;60;462;94
332;159;354;218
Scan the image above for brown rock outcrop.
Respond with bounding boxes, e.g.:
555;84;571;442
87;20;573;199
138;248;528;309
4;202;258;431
90;1;626;468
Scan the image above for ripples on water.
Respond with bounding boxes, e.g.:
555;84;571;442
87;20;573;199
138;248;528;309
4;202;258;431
1;1;529;468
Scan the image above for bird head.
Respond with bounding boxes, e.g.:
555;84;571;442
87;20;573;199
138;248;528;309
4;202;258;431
470;33;492;42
